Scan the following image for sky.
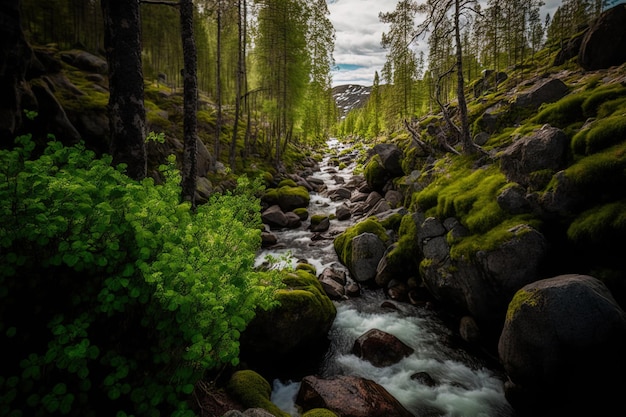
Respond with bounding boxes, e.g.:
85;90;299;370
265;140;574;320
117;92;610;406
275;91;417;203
327;0;565;87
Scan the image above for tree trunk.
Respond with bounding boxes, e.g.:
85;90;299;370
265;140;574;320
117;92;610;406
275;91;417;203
179;0;198;208
229;0;245;172
101;0;147;180
454;0;474;154
0;0;32;142
214;0;222;165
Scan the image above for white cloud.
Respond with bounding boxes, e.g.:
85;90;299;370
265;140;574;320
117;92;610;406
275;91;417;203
328;0;566;87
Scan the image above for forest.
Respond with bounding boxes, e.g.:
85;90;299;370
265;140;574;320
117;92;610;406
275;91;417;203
1;0;626;416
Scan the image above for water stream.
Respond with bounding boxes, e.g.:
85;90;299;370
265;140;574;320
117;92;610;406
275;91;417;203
255;139;514;417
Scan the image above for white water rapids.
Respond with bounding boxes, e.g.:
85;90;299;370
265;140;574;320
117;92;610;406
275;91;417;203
256;139;514;417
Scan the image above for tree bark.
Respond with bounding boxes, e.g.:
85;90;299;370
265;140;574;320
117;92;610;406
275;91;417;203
0;0;32;142
101;0;147;180
179;0;198;208
454;0;475;154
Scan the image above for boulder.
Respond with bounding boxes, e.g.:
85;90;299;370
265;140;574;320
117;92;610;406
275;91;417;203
499;125;568;190
364;155;390;192
499;274;626;416
372;143;404;176
277;185;310;212
296;375;413;417
335;203;351;221
350;232;387;282
261;205;289;229
579;4;626;70
352;329;414;367
513;78;569;110
60;50;108;74
240;270;336;365
226;370;290;417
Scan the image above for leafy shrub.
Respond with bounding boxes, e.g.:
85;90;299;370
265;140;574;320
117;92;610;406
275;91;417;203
0;136;281;417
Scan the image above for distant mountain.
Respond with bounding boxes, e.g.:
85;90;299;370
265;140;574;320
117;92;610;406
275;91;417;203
332;84;371;118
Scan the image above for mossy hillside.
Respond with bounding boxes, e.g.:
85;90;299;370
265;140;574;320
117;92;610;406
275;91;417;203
412;157;509;234
572;115;626;156
333;217;390;267
226;370;290;417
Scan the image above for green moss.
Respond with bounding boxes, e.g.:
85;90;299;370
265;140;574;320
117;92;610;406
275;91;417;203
226;370;290;417
277;185;310;209
380;213;403;231
296;262;317;276
597;97;626;119
333;217;389;267
293;207;309;220
567;200;626;244
277;269;336;322
560;142;626;198
302;409;339;417
581;84;626;118
364;154;388;191
261;188;279;205
532;93;587;128
571;115;626;156
310;214;329;226
450;218;540;260
278;179;298;188
506;288;540;322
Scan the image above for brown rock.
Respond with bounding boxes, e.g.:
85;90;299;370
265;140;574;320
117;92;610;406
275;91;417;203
352;328;414;368
296;375;413;417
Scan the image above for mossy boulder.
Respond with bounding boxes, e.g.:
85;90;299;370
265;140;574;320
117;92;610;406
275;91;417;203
334;217;390;272
364;155;390;192
240;270;336;366
277;185;310;212
226;370;290;417
302;409;339;417
293;207;309;221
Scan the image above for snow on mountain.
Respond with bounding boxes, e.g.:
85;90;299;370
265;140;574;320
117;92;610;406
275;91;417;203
332;84;371;119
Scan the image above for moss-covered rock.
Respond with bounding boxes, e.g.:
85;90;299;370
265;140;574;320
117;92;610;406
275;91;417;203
333;217;389;268
240;270;336;367
293;207;309;221
302;409;339;417
278;178;298;188
277;185;310;212
364;154;389;192
226;370;290;417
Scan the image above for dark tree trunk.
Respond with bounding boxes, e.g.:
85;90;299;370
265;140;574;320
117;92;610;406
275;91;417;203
180;0;198;208
454;0;474;155
101;0;147;180
0;0;32;142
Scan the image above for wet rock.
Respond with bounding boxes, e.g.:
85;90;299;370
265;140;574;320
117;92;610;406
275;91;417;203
345;280;361;297
260;231;277;247
459;316;481;344
352;329;414;368
261;205;289;228
327;187;351;201
310;216;330;233
411;372;438;387
499;274;626;416
335;203;351;221
372;143;404;177
296;375;413;417
285;212;302;229
351;232;387;282
350;191;369;203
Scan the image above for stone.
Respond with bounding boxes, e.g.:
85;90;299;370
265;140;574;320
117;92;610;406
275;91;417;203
335;203;351;221
513;78;569;110
352;329;414;367
499;125;568;190
372;143;404;176
499;274;626;416
261;205;289;228
350;232;387;282
579;4;626;70
296;375;413;417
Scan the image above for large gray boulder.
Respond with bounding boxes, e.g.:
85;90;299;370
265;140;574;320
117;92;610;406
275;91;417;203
498;274;626;416
351;232;387;282
579;4;626;70
296;375;413;417
421;222;547;333
499;125;568;190
513;78;569;110
372;143;404;177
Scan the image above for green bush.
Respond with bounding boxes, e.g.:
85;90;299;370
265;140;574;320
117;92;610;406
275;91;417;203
0;136;282;417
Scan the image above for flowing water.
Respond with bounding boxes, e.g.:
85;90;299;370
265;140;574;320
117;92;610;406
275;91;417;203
256;139;514;417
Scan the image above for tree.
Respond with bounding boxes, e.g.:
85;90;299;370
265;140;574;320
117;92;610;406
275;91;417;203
101;0;148;180
229;0;248;171
179;0;199;207
416;0;478;154
380;0;419;121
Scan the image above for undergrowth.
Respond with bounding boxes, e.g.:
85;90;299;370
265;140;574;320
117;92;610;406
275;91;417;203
0;135;282;417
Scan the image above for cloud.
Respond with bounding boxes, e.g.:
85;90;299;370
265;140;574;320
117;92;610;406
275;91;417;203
328;0;565;87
